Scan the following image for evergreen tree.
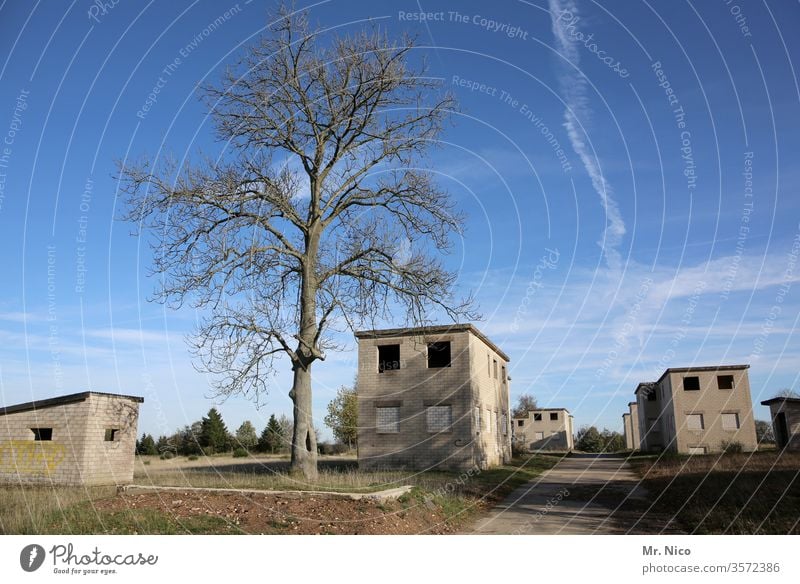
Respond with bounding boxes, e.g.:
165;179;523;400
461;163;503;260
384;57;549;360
200;407;230;454
235;420;258;451
155;435;171;454
576;426;605;452
137;433;157;455
258;414;285;454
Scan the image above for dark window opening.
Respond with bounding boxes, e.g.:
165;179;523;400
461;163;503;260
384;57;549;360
378;344;401;372
104;428;119;442
501;366;507;384
683;376;701;391
647;390;657;401
717;375;734;390
533;413;542;421
427;341;451;368
31;428;52;441
550;412;558;421
517;420;524;427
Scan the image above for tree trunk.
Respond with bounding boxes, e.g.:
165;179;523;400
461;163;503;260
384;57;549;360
290;363;318;480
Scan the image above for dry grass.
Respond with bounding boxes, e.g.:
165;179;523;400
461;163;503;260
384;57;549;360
0;483;117;534
634;450;800;478
0;454;560;534
133;454;458;493
629;450;800;534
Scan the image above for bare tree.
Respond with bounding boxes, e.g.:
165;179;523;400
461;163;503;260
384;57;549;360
118;6;474;479
511;393;538;418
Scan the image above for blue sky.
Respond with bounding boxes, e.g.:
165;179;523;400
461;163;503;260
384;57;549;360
0;0;798;439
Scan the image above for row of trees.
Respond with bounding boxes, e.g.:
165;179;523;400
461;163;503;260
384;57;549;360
135;407;294;456
575;426;626;453
136;382;359;457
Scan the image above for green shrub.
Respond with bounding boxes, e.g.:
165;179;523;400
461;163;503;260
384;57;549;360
143;461;151;465
187;455;198;461
159;451;175;460
232;448;248;458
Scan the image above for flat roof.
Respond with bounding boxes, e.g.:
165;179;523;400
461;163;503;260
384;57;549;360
354;323;510;362
634;365;750;394
761;397;800;406
0;391;144;417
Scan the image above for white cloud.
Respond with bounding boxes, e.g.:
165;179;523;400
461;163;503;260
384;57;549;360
548;0;626;271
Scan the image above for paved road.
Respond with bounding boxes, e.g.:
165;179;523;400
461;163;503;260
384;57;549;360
470;454;658;534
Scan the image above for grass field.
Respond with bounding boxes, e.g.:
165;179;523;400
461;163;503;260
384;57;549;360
0;453;560;534
629;450;800;534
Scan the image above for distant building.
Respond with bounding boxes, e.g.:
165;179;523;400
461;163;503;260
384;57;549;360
356;324;511;471
513;408;574;451
622;401;640;450
634;365;758;454
760;397;800;451
0;391;143;485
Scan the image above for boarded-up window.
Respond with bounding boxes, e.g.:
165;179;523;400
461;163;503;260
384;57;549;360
688;446;707;455
474;406;481;433
376;407;400;434
534;431;544;440
686;414;704;431
427;405;452;432
721;413;740;430
501;414;508;435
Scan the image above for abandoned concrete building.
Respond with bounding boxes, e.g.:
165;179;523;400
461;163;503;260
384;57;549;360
761;396;800;451
0;391;143;485
634;365;758;454
622;401;640;450
513;408;574;451
356;324;511;471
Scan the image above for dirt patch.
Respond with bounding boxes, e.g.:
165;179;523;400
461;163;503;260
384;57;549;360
93;490;458;534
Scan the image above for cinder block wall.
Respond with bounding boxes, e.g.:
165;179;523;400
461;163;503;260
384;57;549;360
765;401;800;450
468;334;511;467
81;394;141;485
669;369;758;453
357;332;474;470
513;410;571;451
0;394;141;485
0;401;89;484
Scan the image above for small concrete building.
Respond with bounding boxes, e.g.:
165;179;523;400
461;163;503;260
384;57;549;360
513;408;574;451
622;401;640;450
356;324;511;471
634;365;758;454
0;391;143;485
761;397;800;451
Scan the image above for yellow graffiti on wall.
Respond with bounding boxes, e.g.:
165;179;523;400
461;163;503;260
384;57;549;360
0;441;66;475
